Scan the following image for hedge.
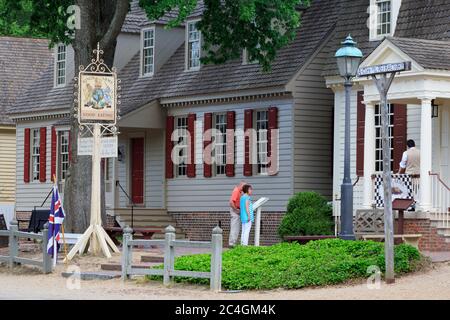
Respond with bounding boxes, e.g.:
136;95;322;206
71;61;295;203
148;239;421;290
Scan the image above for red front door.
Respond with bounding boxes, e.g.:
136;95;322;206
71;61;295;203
131;138;144;204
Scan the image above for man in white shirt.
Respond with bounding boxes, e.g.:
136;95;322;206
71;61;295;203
398;140;420;175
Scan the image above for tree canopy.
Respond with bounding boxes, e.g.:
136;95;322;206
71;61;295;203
0;0;309;71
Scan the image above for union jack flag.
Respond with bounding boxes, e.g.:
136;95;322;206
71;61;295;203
47;185;65;260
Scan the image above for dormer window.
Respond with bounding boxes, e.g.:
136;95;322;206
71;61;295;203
376;0;391;36
369;0;400;41
186;20;201;70
55;44;66;87
141;27;155;76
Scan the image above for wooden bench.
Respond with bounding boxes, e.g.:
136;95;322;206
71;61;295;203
361;234;422;249
104;227;160;245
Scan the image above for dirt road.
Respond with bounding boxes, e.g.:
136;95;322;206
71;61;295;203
1;262;449;300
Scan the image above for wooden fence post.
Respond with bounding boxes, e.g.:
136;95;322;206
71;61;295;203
164;225;175;286
41;222;52;274
121;226;133;281
210;226;223;292
8;220;18;269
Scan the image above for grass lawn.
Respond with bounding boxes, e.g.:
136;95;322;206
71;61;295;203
148;239;422;290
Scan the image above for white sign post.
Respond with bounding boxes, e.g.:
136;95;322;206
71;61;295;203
65;44;120;261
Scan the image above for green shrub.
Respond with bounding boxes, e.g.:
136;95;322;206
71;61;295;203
278;192;334;238
147;239;421;290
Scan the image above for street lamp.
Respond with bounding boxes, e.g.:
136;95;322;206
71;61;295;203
335;35;363;240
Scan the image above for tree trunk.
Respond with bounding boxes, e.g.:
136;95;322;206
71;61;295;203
64;0;128;233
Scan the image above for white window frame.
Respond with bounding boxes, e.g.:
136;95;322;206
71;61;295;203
369;0;401;41
185;20;201;71
213;113;227;176
175;116;188;177
140;27;155;77
31;129;40;182
54;43;66;87
57;130;70;183
242;49;258;65
374;104;394;172
255;109;269;176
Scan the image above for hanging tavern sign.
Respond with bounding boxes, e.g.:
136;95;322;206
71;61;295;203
77;43;118;125
357;61;411;77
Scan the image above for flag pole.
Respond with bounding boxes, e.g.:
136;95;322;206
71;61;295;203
54;174;69;264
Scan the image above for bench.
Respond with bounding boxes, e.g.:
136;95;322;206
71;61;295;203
104;227;160;245
361;234;422;249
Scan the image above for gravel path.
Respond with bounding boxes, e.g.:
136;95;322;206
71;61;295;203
1;261;450;300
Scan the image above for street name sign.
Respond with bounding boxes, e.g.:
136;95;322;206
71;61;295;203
357;61;412;77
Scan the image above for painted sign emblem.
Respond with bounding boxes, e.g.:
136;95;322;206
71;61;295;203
80;74;116;122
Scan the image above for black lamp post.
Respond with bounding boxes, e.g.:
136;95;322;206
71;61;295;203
335;35;363;240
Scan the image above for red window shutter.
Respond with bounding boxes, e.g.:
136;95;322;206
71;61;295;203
267;107;278;176
165;116;175;179
24;128;30;183
187;113;196;178
393;104;407;173
51;127;57;182
226;111;236;177
244;109;253;176
203;113;213;178
39;127;47;182
356;91;365;176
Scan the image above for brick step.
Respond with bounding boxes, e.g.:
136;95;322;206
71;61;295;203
101;263;154;272
151;232;187;240
112;208;168;216
118;217;177;224
141;255;164;263
119;221;180;228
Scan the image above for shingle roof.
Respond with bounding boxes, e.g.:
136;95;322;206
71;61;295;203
118;0;339;115
323;0;450;76
9;0;340;118
387;37;450;71
121;0;204;33
0;36;52;125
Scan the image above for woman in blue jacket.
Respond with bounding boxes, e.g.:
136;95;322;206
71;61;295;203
240;184;254;246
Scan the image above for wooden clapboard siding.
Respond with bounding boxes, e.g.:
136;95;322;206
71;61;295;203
15;121;54;211
166;99;294;212
291;46;334;199
0;127;16;203
117;128;165;209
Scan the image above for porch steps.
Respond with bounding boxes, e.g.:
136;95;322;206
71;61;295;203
430;214;450;243
113;208;186;239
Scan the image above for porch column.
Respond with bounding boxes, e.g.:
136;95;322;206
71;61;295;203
419;98;433;211
362;102;376;208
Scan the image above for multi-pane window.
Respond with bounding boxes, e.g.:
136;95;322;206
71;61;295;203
175;116;188;177
376;0;391;36
142;28;155;76
256;110;269;175
31;129;40;181
213;113;227;175
375;104;394;172
55;44;66;86
58;131;70;181
187;21;201;70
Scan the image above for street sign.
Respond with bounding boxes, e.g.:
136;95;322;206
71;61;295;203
357;61;411;77
77;136;118;158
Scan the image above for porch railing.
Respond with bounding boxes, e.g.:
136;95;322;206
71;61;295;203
116;181;136;229
430;172;450;228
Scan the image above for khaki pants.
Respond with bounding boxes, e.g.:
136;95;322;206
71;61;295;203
229;207;241;246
